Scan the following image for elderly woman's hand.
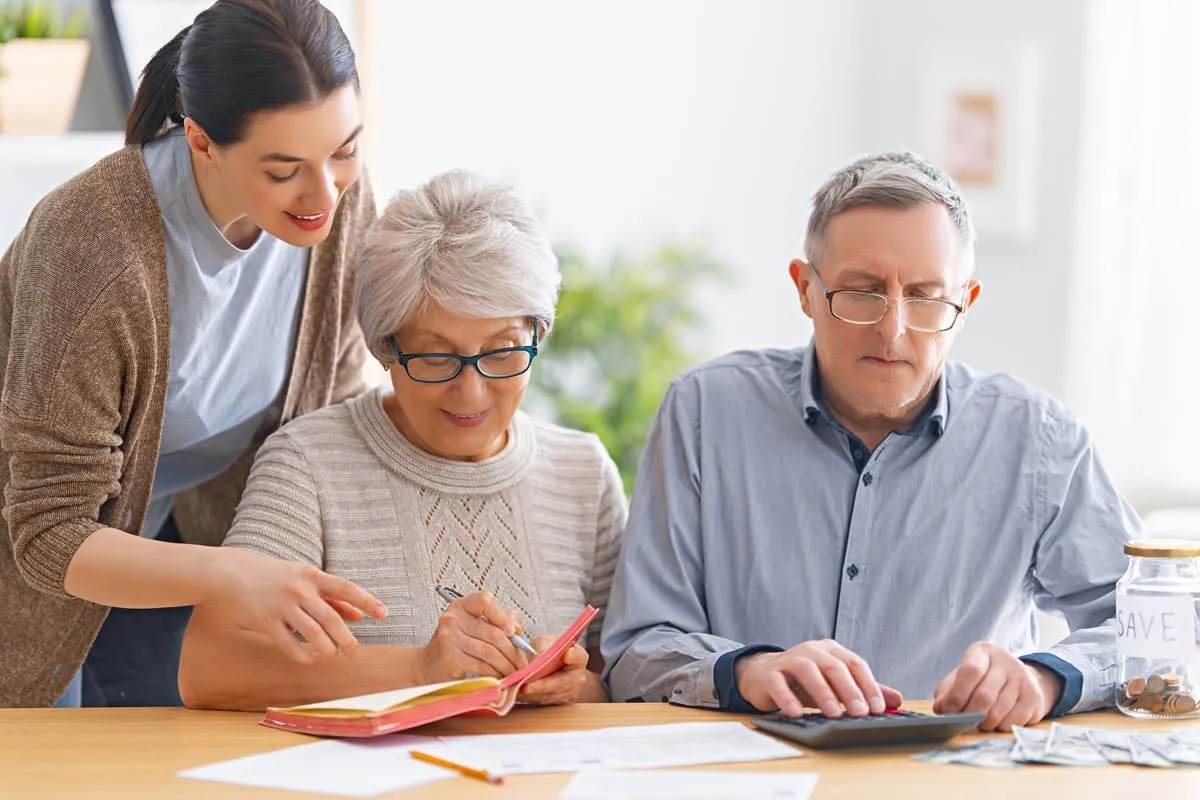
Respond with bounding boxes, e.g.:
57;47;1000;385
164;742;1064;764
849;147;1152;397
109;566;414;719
419;591;529;683
517;637;592;705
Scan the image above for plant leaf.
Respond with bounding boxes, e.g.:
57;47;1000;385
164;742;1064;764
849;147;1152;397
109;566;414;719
530;241;730;494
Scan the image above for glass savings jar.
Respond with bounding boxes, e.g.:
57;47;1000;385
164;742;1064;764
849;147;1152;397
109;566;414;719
1116;539;1200;719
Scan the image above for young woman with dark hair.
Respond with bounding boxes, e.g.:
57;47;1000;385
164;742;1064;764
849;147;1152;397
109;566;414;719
0;0;386;709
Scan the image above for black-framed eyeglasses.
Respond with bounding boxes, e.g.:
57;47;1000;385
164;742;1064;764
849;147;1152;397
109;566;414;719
386;326;539;384
809;265;968;333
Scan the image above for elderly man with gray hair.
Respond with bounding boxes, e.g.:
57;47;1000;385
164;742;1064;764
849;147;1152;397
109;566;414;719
601;151;1136;731
178;170;626;710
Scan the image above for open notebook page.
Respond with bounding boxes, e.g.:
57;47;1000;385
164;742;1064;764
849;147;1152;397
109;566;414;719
269;677;499;716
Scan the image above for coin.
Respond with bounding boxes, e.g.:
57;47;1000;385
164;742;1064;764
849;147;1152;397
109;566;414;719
1120;673;1200;716
1168;694;1197;715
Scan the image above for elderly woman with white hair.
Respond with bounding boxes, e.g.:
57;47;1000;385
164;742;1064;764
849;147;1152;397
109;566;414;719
177;170;627;710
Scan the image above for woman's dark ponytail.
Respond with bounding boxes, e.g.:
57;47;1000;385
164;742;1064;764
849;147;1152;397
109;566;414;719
124;25;191;146
123;1;355;149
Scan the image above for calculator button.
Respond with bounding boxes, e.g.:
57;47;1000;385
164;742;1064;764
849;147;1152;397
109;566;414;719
771;714;824;727
776;710;929;724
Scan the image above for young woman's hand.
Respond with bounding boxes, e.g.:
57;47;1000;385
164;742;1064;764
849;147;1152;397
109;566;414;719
210;548;387;663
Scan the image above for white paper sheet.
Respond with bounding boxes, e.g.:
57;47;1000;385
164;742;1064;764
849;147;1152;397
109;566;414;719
559;770;819;800
429;722;802;775
178;735;454;798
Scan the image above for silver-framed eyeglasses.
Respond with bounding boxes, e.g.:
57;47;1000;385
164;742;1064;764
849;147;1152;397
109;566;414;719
386;327;539;384
809;265;968;333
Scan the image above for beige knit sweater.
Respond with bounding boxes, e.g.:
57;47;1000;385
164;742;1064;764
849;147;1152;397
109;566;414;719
223;387;628;650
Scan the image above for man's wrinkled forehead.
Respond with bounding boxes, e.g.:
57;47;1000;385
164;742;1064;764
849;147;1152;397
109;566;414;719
822;201;970;264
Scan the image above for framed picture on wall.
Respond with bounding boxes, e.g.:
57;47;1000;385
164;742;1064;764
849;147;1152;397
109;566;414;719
96;0;358;115
921;44;1041;242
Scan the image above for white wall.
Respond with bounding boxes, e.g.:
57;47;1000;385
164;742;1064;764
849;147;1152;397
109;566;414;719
0;133;125;249
367;0;865;358
367;0;1090;395
856;0;1088;399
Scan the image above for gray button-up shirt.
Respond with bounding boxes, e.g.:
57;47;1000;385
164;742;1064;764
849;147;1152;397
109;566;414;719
601;344;1137;714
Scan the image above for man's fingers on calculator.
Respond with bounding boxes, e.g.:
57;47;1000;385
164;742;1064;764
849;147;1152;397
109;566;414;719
764;671;805;717
828;643;884;714
785;658;843;717
817;657;870;717
880;684;905;709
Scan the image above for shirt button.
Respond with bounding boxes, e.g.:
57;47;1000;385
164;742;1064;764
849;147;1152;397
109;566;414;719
846;564;860;580
853;449;865;462
863;472;873;486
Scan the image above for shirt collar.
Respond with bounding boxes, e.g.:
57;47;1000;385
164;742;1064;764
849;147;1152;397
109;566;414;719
798;343;947;436
798;345;821;426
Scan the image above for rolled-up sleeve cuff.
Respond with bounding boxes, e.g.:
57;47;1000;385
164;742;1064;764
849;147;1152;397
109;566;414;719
17;519;102;598
1020;651;1083;718
714;645;785;713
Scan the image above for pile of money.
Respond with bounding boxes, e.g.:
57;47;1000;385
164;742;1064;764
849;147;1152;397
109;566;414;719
914;723;1200;769
1118;673;1198;717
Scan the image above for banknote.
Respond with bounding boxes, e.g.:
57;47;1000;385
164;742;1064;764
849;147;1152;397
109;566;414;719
1084;728;1133;764
1010;725;1050;764
1128;734;1177;768
1042;723;1109;766
1135;733;1200;766
951;738;1023;769
914;725;1200;770
912;738;1020;769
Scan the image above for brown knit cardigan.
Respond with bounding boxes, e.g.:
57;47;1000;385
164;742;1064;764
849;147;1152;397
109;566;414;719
0;145;375;706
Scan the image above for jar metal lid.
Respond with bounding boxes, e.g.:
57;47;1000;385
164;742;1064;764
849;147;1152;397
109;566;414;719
1125;539;1200;558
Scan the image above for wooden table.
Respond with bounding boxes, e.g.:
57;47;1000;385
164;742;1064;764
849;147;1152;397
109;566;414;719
3;701;1200;799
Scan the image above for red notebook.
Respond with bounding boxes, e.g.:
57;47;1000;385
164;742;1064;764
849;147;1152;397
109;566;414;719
260;605;598;737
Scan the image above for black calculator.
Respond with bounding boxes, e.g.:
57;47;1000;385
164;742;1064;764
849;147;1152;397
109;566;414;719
749;709;985;750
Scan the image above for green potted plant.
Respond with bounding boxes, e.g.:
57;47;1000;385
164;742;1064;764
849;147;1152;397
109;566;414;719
530;242;729;495
0;1;89;134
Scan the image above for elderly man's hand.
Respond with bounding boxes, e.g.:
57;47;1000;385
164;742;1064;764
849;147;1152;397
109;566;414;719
933;642;1062;731
735;639;904;718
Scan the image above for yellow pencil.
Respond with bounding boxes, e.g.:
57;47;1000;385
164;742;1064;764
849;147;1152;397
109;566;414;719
410;749;504;785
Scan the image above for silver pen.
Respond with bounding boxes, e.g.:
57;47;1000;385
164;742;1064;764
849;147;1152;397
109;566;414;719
434;584;538;657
